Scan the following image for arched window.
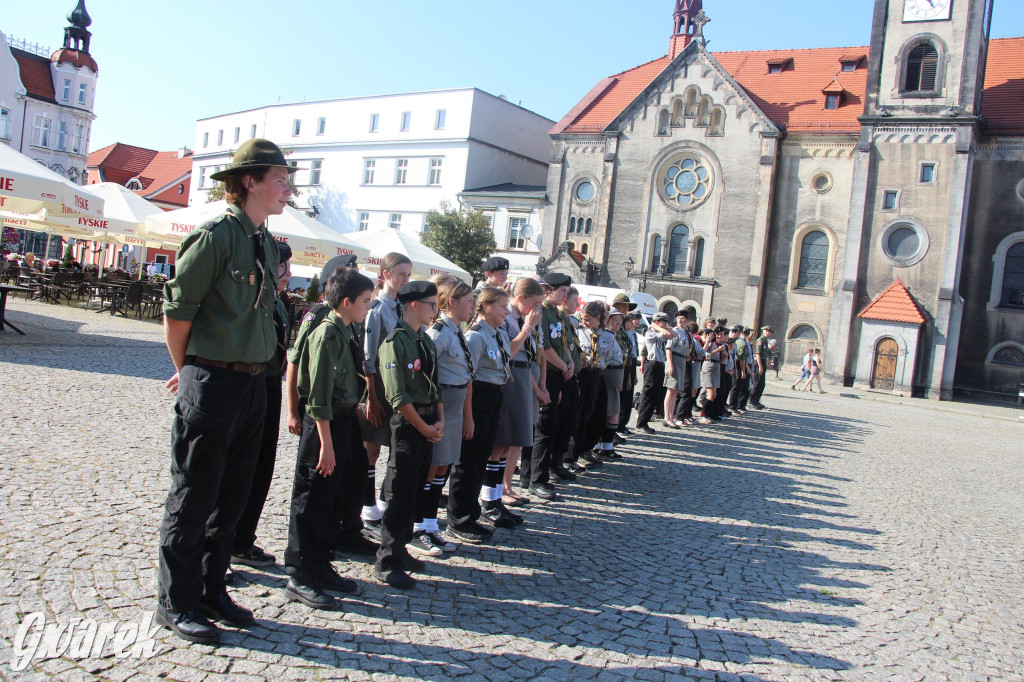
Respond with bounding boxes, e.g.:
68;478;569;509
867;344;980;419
657;109;671;136
692;238;705;277
581;243;589;255
1001;241;1024;307
990;344;1024;366
696;97;713;127
708;106;725;136
684;88;699;117
904;42;939;92
651;235;662;272
797;230;830;290
66;167;80;184
671;99;684;126
569;217;576;234
789;324;819;342
584;218;593;234
667;224;689;275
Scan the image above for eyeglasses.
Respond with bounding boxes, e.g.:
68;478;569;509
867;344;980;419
417;301;438;311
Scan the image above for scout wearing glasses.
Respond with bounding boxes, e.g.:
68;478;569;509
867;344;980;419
375;280;443;590
157;139;289;644
283;267;376;610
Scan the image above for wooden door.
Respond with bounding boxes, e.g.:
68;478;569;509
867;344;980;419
871;337;899;391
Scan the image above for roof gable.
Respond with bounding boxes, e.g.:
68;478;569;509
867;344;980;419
858;279;926;325
11;48;55;103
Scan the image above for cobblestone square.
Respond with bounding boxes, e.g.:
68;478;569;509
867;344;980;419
1;297;1022;680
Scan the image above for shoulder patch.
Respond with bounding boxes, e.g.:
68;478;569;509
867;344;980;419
385;326;406;343
370;299;384;310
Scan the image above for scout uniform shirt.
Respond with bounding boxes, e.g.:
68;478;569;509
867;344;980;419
563;311;583;374
616;326;635;367
427;314;473;387
379;318;442;409
540;300;569;372
267;294;290;380
364;292;402;376
754;334;770;366
287;303;331;366
465;319;510;385
643;328;669;363
163;203;280;364
602;329;623;367
503;305;543;368
669;326;693;362
735;336;750;370
297;311;365;420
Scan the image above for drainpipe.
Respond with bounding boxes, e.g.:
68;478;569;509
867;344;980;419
19;99;27;153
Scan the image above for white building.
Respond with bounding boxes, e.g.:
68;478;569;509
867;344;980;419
189;88;553;244
0;0;98;185
458;183;547;278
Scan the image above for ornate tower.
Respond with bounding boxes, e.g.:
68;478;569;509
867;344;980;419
670;0;708;58
62;0;92;53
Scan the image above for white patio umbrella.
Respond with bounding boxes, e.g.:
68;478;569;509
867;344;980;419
343;228;472;283
146;201;369;267
0;142;105;260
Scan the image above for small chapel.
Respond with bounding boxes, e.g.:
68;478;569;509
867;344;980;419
539;0;1024;400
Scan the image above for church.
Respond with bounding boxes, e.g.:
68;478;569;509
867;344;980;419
538;0;1024;400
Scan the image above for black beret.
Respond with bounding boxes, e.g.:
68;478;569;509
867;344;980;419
482;257;510;272
275;240;292;263
731;325;743;333
397;280;438;304
543;273;572;288
321;254;358;282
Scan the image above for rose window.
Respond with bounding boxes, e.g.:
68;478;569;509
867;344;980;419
659;154;713;210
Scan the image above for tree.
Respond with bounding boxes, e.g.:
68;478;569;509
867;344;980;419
422;201;496;283
306;275;320;303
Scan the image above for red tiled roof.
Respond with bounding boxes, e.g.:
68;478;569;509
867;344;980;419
554;38;1024;137
87;143;159;177
148;175;191;208
11;48;56;103
51;48;98;73
839;53;866;64
86;144;193;207
858;279;926;325
568;250;585;266
135;151;192;205
822;78;847;94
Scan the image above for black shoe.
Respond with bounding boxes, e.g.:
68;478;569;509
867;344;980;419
551;465;577;482
494;501;524;526
334;533;379;557
199;590;254;627
613;434;626;445
375;567;417;589
448;522;491;544
155;606;220;644
619;426;634;435
528;485;557;501
750;403;765;410
231;545;275;567
285;579;335;610
482;504;517;529
402;555;426;572
581;452;604;468
567;462;585;474
362;519;383;542
637;425;656;434
317;564;358;594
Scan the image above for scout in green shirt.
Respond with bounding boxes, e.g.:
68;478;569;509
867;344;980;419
156;139;296;646
375;280;444;590
284;267;376;611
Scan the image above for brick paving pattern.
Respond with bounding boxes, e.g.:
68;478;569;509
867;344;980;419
1;297;1022;680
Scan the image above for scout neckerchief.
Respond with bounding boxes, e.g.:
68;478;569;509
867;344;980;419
415;328;440;398
495;327;510;379
433;316;475;381
515;312;537;364
588;330;600;367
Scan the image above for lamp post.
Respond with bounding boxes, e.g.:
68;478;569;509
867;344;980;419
306;204;320;220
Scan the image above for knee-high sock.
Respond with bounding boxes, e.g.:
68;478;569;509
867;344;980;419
414;473;448;532
481;458;506;504
601;424;617;449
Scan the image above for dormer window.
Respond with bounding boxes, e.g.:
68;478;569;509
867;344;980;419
839;54;865;72
825;95;841;110
766;57;793;74
822;79;846;110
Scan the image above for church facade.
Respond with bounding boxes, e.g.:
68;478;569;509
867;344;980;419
539;0;1024;400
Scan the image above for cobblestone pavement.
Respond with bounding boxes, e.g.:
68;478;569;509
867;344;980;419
1;297;1023;681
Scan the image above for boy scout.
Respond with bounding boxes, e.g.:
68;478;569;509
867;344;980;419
285;268;376;610
375;280;444;590
157;139;291;644
476;256;510;291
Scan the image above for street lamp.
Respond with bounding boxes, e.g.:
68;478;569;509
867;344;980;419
306;204;320;220
624;257;635;277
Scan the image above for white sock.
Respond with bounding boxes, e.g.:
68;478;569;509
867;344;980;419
494;483;504;501
480;485;494;504
362;504;383;522
376;499;388;513
602;442;614;451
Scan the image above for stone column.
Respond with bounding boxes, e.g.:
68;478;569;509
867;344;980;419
743;132;780;328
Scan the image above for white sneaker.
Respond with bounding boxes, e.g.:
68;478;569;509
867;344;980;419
426;531;456;552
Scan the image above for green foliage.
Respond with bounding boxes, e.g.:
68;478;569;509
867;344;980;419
62;243;74;266
306;275;320;303
422;201;496;282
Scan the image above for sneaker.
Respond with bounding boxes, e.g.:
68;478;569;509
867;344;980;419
698;416;713;425
410;531;444;557
613;433;627;445
680;418;694;427
362;519;383;542
481;504;517;529
750;403;765;410
425;531;456;552
581;452;604;468
231;545;275;567
448;522;492;544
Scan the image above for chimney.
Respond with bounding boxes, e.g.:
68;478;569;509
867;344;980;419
177;147;192;158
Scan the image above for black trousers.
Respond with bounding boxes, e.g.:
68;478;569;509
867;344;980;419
158;362;267;611
524;370;563;487
575;368;605;456
729;371;749;408
448;383;504;528
618;365;637;427
284;411;354;584
674;361;694;422
751;368;767;405
553;375;580;460
234;377;281;553
377;410;436;571
636;361;666;427
717;372;733;415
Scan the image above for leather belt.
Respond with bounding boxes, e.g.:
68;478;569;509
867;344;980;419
190;355;266;376
511;360;532;369
441;383;469;390
607;364;624;370
413;404;437;416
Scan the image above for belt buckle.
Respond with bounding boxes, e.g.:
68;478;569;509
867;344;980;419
248;363;262;376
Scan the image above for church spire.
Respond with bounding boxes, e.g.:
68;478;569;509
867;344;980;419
670;0;709;58
63;0;93;53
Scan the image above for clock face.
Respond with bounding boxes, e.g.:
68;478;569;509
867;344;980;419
904;0;953;22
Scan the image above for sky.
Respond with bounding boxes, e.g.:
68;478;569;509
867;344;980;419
4;0;1024;152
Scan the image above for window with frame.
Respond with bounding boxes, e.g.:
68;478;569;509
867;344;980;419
395;159;408;185
316;117;326;135
125;178;142;190
919;163;937;184
0;107;11;140
841;62;857;73
789;324;819;342
768;64;783;74
389;213;402;230
507;217;528;250
309;159;322;185
693;238;705;277
825;95;840;110
63;79;71;101
369;113;379;133
292;119;301;136
797;230;829;290
1001;241;1024;307
57;121;68;151
400;112;411;132
33;116;51;147
435;109;446;130
991;345;1024;366
581;244;589;255
363;159;376;184
883;190;899;210
203;132;209;148
358;212;370;232
429;158;442;185
568;217;576;234
584;218;593;234
903;42;939;93
217;129;224;145
233;127;240;143
73;123;84;153
651;235;663;272
199;167;207;188
667;224;689;275
250;124;257;139
78;84;87;105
